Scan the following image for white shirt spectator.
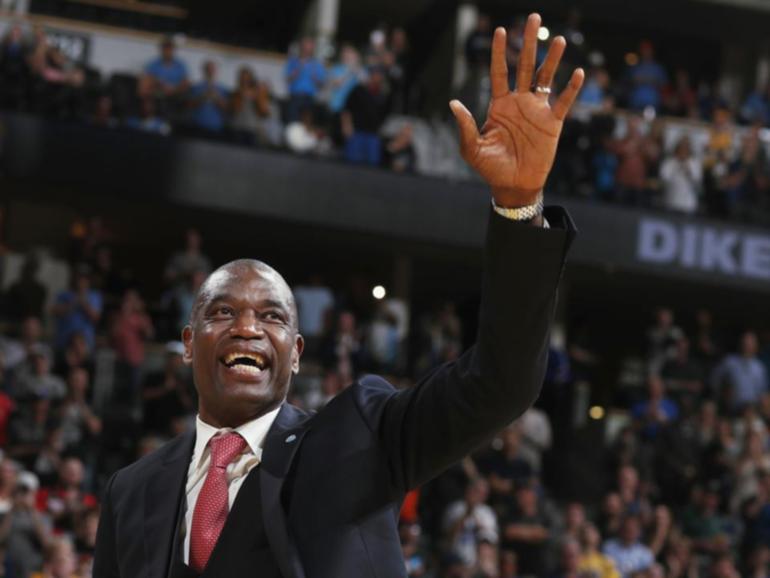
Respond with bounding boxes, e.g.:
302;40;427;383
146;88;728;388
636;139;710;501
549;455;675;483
517;407;552;472
442;500;498;567
660;156;702;214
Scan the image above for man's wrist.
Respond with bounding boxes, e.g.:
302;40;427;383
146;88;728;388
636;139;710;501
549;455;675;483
491;192;544;224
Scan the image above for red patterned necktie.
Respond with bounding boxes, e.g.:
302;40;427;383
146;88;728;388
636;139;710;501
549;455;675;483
189;432;247;573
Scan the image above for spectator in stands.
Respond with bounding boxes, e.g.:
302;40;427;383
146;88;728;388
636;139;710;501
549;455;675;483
602;515;654;578
74;506;99;573
0;471;51;577
3;253;47;322
89;94;118;129
326;44;363;119
164;228;212;288
27;27;85;92
462;14;493;121
681;485;731;555
37;457;97;534
229;66;278;146
321;310;362;384
661;337;705;403
0;23;29;109
632;374;679;441
612;116;654;206
442;477;498;570
562;502;587;542
165;269;206;338
51;265;101;353
387;27;410;114
138;36;189;106
188;60;228;134
58;367;101;457
500;483;551;577
31;535;79;578
0;315;48;373
285;37;326;123
662;69;699;119
731;429;770;513
12;345;67;402
284;107;332;155
647;307;685;375
579;523;620;578
480;425;533;508
293;274;334;357
517;407;552;474
551;538;582;578
0;459;19;515
659;137;702;214
711;331;768;412
741;83;770;126
53;332;94;382
383;122;416;173
578;54;612;109
626;41;666;112
341;67;389;166
125;96;171;135
721;127;770;222
141;341;195;436
111;288;154;397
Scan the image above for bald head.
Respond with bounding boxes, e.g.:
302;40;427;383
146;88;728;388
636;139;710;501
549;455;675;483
191;259;298;329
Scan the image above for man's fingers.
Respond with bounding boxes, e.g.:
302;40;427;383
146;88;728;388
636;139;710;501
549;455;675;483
490;27;509;99
516;13;541;93
535;35;566;93
449;99;480;159
553;68;585;120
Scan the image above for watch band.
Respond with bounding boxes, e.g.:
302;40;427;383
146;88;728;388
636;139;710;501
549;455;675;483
491;193;544;221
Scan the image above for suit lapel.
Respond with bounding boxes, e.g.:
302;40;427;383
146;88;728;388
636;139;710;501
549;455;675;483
260;403;312;578
144;429;195;578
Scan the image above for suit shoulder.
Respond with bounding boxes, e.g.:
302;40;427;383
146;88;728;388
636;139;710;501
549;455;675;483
108;432;192;495
318;374;398;432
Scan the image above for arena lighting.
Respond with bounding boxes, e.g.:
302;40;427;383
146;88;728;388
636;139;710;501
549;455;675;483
589;406;605;420
537;26;550;41
372;285;387;300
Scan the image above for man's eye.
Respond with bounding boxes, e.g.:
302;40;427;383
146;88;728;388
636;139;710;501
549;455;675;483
214;306;234;316
264;311;283;322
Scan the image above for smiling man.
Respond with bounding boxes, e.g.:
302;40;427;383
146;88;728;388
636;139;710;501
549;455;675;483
94;13;582;578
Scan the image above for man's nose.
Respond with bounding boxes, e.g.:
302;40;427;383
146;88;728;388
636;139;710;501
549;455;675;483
230;310;265;338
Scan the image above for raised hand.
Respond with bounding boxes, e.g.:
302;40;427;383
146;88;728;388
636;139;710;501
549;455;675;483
450;13;584;208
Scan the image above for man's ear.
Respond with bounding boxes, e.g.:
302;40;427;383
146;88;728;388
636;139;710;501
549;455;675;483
182;325;194;365
292;333;305;375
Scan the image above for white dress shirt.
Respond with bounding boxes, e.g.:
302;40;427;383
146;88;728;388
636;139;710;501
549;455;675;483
182;408;280;563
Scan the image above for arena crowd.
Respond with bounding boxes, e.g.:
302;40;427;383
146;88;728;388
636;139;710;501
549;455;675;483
0;211;767;577
2;12;770;224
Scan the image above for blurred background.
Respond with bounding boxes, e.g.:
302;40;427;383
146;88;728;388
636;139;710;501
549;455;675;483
1;0;770;576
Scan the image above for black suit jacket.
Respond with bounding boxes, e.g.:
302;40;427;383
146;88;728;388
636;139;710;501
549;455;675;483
93;208;576;578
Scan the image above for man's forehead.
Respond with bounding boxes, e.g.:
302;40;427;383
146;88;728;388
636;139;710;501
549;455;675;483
203;265;290;302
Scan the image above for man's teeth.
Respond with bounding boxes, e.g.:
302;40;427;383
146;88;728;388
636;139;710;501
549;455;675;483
231;364;262;375
223;352;267;369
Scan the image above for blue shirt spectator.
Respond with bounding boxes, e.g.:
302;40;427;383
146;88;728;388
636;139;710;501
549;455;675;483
602;516;654;578
627;42;666;111
327;45;362;114
711;331;768;409
139;37;190;100
52;268;103;352
189;61;228;132
285;38;327;98
631;375;679;440
146;57;188;89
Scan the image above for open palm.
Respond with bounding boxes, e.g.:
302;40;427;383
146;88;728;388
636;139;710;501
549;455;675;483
451;14;584;208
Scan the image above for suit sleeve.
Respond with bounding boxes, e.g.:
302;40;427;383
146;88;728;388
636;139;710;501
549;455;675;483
375;207;576;491
93;472;121;578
